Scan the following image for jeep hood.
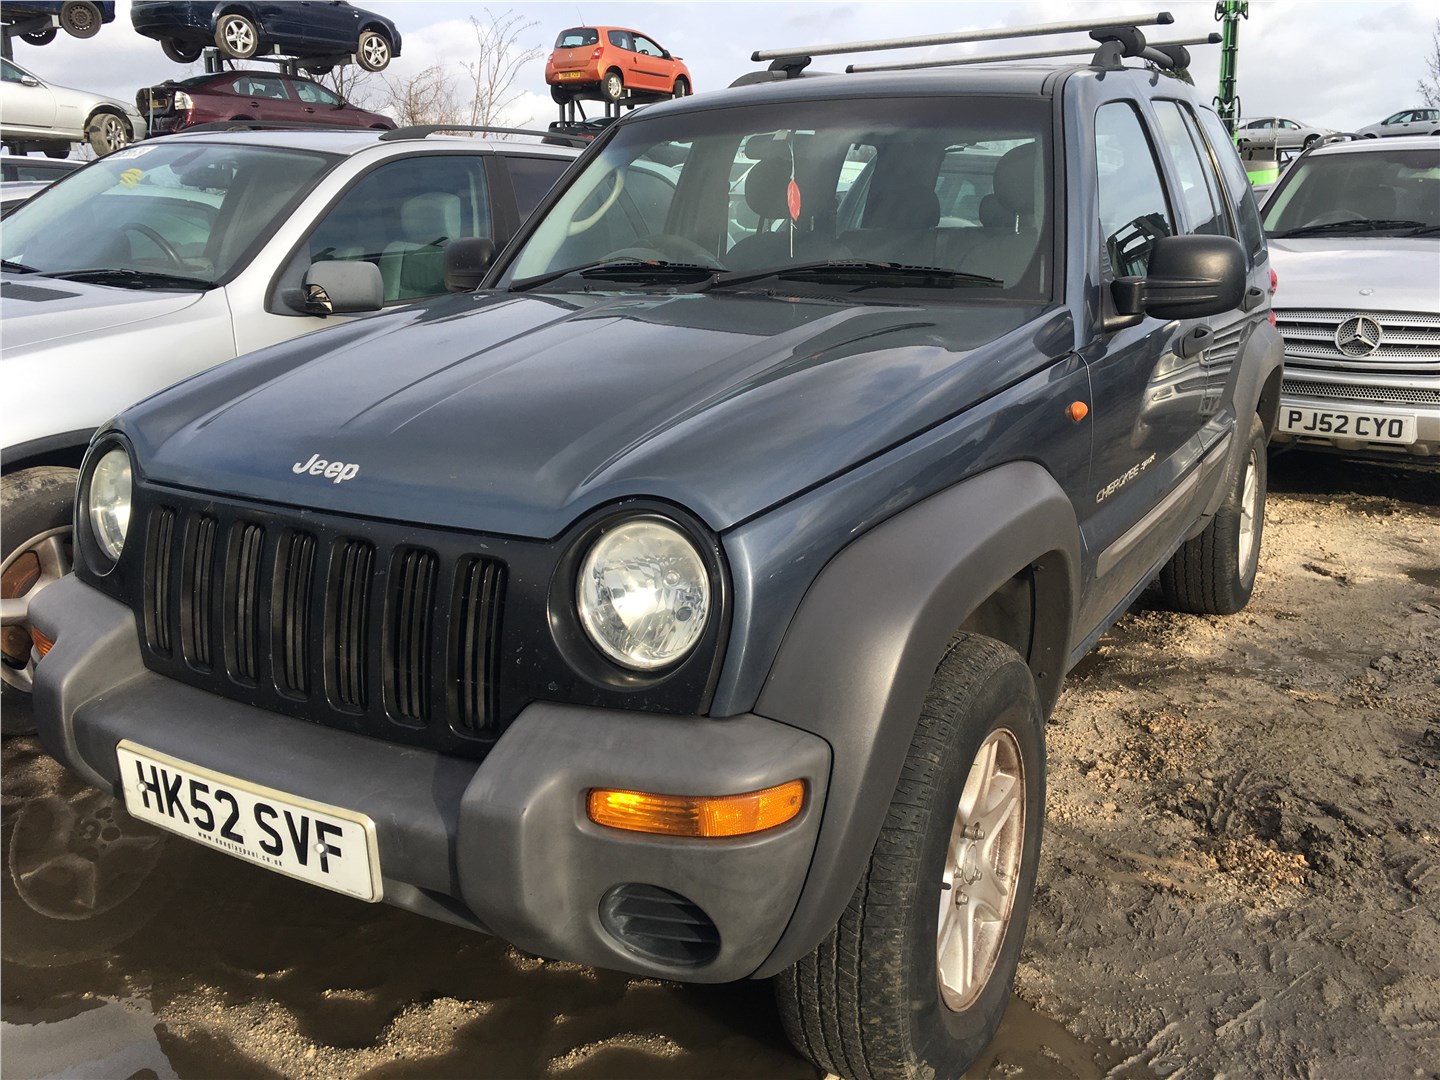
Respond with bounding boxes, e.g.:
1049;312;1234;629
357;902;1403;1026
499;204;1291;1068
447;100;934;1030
1267;237;1440;313
118;290;1062;538
0;275;208;351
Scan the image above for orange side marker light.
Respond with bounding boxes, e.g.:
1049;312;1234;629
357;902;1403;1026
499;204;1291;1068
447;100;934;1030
587;780;806;838
1068;401;1089;422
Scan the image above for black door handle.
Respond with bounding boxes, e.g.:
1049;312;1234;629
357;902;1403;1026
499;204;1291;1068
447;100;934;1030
1177;324;1214;359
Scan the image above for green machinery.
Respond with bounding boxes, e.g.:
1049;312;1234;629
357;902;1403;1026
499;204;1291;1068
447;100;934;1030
1214;0;1277;185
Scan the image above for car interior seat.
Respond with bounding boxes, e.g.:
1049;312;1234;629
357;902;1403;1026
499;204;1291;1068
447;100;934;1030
380;191;462;301
950;141;1042;286
724;143;845;270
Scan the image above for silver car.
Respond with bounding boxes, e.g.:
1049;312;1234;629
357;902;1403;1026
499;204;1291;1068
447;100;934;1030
1356;108;1440;139
1261;135;1440;458
0;55;144;157
1236;116;1336;152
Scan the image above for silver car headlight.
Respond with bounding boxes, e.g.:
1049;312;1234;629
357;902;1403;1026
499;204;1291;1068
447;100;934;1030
576;517;711;671
88;447;133;561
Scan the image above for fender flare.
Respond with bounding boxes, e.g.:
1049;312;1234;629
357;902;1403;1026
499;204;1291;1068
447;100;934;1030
750;460;1079;976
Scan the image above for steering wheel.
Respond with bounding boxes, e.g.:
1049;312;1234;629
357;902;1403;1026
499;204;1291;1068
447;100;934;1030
119;222;184;268
566;170;626;237
609;234;724;268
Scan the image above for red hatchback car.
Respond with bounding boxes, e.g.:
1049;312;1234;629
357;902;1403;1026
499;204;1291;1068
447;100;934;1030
138;71;394;135
545;26;692;104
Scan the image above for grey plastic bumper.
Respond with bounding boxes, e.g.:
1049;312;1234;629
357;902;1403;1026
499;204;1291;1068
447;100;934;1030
29;575;831;983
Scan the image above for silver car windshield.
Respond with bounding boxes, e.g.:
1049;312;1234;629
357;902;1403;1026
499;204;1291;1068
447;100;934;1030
1263;147;1440;237
501;96;1055;301
1;142;333;286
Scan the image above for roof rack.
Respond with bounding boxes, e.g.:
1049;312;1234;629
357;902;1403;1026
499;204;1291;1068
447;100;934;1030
750;12;1182;77
377;124;588;147
847;33;1219;73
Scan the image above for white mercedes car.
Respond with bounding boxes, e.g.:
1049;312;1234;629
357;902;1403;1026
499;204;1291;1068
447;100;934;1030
1261;135;1439;459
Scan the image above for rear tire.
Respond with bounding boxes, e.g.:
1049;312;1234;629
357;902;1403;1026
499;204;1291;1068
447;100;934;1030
775;635;1045;1080
1159;413;1267;615
601;69;625;102
550;83;573;105
59;1;102;39
161;36;204;63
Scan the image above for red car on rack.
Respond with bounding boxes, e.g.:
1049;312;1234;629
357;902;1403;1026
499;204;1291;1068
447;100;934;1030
137;70;394;135
545;26;691;104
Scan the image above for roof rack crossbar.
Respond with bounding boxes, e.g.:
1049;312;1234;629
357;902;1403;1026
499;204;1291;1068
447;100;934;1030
846;33;1219;73
378;124;588;146
751;11;1172;62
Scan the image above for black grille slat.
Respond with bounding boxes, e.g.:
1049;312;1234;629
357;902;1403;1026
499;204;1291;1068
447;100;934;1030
181;515;217;669
329;539;374;710
143;508;177;656
226;523;265;683
601;884;721;964
274;531;317;696
453;557;505;733
387;548;437;724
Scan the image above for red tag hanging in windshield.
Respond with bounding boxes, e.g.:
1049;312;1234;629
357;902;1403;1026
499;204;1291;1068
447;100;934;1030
787;177;802;221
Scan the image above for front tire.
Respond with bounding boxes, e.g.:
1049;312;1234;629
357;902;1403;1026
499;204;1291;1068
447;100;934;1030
161;36;204;63
1;467;77;737
672;76;690;98
1159;413;1267;615
776;635;1045;1080
356;29;392;71
601;69;625;102
59;1;102;39
214;13;259;59
22;26;58;45
85;110;130;156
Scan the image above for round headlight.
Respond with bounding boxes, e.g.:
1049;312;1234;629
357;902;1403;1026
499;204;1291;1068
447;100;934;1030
88;447;133;562
576;518;711;671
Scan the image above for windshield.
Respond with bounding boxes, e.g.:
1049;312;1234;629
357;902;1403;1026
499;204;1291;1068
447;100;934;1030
1;142;334;286
1262;147;1440;237
500;95;1054;300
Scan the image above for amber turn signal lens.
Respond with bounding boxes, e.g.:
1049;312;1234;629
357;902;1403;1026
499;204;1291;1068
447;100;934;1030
31;628;54;658
587;780;806;838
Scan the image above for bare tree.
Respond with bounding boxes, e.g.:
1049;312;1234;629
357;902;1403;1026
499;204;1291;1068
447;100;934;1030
1420;20;1440;107
460;9;543;131
375;64;461;126
317;65;379;110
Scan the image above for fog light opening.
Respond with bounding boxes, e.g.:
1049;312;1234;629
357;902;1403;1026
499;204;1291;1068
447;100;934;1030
587;779;806;838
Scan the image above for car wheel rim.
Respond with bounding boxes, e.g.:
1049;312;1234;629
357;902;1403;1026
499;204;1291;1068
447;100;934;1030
9;791;165;920
1238;447;1260;575
103;116;126;151
936;727;1025;1012
0;527;71;696
607;74;622;97
362;36;388;67
225;19;254;54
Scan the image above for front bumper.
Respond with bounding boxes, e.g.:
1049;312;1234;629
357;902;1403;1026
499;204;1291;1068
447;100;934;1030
1274;367;1440;456
30;575;831;983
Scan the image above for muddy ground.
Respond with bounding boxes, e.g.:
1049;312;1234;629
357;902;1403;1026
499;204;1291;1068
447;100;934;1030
2;451;1436;1080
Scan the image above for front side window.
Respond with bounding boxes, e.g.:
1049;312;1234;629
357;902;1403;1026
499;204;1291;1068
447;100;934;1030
294;81;340;106
307;155;492;303
1195;107;1265;261
1095;102;1174;278
634;35;664;57
1262;147;1440;237
1;59;23;83
502;96;1055;301
233;75;289;99
2;143;333;285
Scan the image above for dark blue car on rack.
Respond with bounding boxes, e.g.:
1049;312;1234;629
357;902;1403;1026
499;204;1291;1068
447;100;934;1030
1;2;115;43
131;1;400;70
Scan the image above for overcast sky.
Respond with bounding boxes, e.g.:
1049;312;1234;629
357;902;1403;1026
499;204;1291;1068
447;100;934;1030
9;0;1437;138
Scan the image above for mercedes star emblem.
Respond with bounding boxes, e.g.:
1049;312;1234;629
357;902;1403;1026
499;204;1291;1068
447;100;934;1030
1335;315;1383;358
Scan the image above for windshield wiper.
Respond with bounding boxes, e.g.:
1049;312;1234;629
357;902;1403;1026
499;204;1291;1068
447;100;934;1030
45;267;211;290
699;260;1004;292
1404;223;1440;237
1270;218;1426;239
509;259;716;293
1;259;38;274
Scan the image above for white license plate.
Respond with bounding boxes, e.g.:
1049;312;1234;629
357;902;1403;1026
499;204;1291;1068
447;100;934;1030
116;741;382;902
1278;406;1417;445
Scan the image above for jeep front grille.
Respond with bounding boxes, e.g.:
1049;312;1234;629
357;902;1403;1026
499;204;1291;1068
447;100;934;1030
1274;309;1440;374
139;501;507;752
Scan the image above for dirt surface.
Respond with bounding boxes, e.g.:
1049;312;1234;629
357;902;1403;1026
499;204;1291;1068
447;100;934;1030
2;451;1437;1080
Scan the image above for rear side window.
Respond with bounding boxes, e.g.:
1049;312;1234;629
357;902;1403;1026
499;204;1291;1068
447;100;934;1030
1095;102;1173;277
555;28;598;47
607;30;633;50
1195;108;1266;262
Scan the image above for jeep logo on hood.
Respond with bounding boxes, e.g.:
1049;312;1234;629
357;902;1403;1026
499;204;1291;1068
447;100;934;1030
292;453;359;484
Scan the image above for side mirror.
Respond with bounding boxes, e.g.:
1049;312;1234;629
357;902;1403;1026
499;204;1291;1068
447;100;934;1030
19;75;41;88
296;261;383;315
443;236;496;292
1111;234;1246;324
